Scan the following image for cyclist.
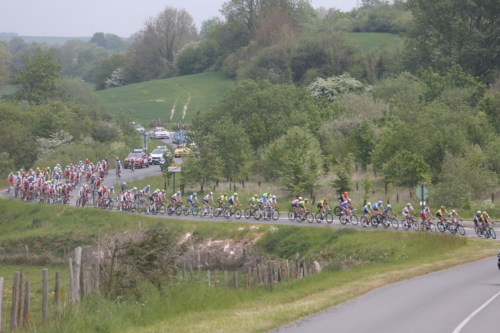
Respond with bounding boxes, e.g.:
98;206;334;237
449;210;461;227
7;172;15;193
420;206;433;230
298;198;311;215
372;201;384;217
228;193;240;214
338;192;349;204
316;198;330;221
142;185;151;197
435;206;448;223
202;192;214;214
120;182;127;194
361;202;373;227
257;194;268;210
402;203;416;225
473;211;483;232
248;194;259;210
292;196;302;215
217;192;228;209
187;192;199;210
269;195;279;210
481;211;492;226
171;191;182;207
342;199;356;216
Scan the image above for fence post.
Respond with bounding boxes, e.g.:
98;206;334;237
10;271;19;332
291;263;296;280
268;261;272;286
80;264;84;300
207;270;211;287
23;281;30;330
42;268;48;324
74;247;82;302
85;246;92;296
233;272;238;290
253;267;258;287
54;272;60;308
224;271;228;286
182;260;186;281
258;264;263;285
69;258;75;304
214;269;218;287
17;269;24;328
0;277;3;333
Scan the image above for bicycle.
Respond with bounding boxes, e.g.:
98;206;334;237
402;216;419;231
437;219;456;234
183;203;199;216
339;210;359;226
296;208;314;223
419;218;437;233
225;204;242;219
315;208;334;223
200;204;215;218
483;224;496;239
115;168;121;180
167;201;183;216
381;213;399;229
370;213;389;228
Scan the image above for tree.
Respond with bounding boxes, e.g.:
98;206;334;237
382;150;430;196
5;48;61;105
331;154;354;195
90;32;107;48
349;120;375;170
199;18;219;40
129;7;198;81
181;135;223;192
404;0;500;79
0;42;10;89
360;173;374;201
261;126;322;196
308;73;365;102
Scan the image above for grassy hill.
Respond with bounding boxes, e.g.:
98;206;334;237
346;32;403;53
96;72;234;127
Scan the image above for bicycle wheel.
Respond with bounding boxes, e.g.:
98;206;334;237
449;224;457;235
490;228;496;239
244;208;252;219
306;213;314;223
296;212;303;222
234;209;242;219
391;218;399;229
381;217;390;229
108;201;114;211
350;215;359;226
437;222;445;233
192;206;199;216
183;207;190;216
484;228;490;239
326;213;334;224
315;212;322;223
333;206;341;216
370;216;379;228
159;204;166;215
175;205;182;216
402;220;409;230
339;215;347;225
253;211;261;220
475;226;482;237
272;210;279;221
457;224;465;236
288;210;295;220
411;220;420;231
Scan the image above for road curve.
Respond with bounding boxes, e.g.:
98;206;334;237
273;256;500;333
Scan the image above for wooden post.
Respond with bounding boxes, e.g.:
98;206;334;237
245;274;249;288
69;258;75;303
258;264;263;285
23;281;30;330
182;260;186;281
214;269;218;287
224;271;228;287
207;270;211;287
268;261;272;286
80;264;84;299
286;260;289;278
291;263;296;280
304;260;308;277
274;262;278;283
263;265;268;286
253;267;258;287
10;271;19;331
17;269;24;328
233;272;238;290
42;268;48;324
190;263;194;281
74;247;82;302
86;246;92;295
54;272;60;308
0;277;4;333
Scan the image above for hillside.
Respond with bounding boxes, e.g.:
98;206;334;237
96;72;234;126
345;32;403;53
0;35;90;45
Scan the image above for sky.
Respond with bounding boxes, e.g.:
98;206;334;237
1;0;359;38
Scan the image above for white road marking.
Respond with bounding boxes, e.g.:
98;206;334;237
452;290;500;333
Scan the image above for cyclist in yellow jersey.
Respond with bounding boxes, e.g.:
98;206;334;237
449;209;461;226
317;198;330;221
435;206;448;223
248;194;259;210
217;193;228;208
481;211;492;227
299;198;311;214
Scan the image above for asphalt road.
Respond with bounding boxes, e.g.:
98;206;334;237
274;256;500;333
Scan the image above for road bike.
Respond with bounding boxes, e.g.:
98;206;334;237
296;208;314;223
402;216;420;231
224;205;242;219
419;218;437;233
339;211;359;226
183;203;199;216
437;219;457;234
315;208;334;223
370;213;391;229
381;213;399;229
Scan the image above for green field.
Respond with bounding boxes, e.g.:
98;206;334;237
346;32;403;53
96;72;234;127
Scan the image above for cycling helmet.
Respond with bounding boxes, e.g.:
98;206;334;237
193;192;197;195
344;192;348;195
123;182;126;185
177;191;181;194
133;187;137;190
367;202;372;206
477;211;481;214
483;211;487;214
234;193;238;196
263;194;267;198
348;198;352;202
110;186;114;189
387;204;391;208
425;206;429;210
298;197;303;200
272;195;276;198
452;210;456;213
162;189;165;192
116;157;119;160
147;185;150;188
254;194;258;197
441;206;445;209
103;186;108;190
378;201;383;204
407;203;411;206
209;192;213;195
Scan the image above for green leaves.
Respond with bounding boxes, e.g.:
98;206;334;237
382;150;430;190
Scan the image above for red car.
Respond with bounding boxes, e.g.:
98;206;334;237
124;149;150;168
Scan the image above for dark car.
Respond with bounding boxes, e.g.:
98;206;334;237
124;149;150;168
